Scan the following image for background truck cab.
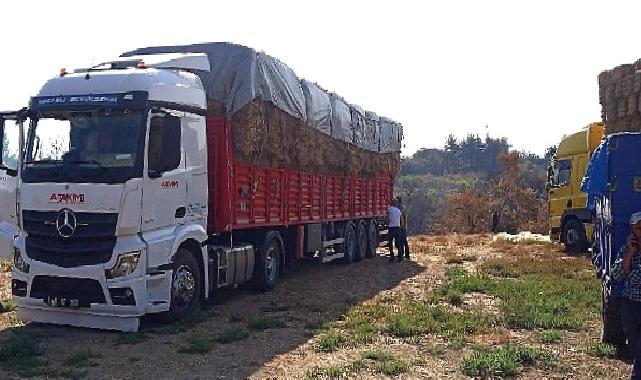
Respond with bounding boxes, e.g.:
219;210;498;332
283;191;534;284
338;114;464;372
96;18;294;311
547;122;604;252
0;111;23;258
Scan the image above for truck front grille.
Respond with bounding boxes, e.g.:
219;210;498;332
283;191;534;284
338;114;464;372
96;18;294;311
23;210;117;267
30;276;106;307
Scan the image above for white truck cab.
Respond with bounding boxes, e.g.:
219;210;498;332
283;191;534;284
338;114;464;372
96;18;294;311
12;54;212;331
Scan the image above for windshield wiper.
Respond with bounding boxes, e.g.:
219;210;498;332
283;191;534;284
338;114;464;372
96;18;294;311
62;159;107;179
64;160;105;170
24;159;61;167
23;159;63;178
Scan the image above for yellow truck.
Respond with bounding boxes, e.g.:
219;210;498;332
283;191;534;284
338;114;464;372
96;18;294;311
547;122;605;252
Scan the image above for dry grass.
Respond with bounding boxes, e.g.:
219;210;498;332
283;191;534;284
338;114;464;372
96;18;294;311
0;234;631;379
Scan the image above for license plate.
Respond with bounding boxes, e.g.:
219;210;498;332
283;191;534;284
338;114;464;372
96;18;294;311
44;297;80;308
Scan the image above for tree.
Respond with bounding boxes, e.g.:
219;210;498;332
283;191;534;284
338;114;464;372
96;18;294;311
544;145;557;162
435;187;491;234
434;150;548;235
491;151;547;233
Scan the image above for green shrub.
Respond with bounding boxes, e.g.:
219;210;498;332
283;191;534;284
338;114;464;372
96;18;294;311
0;333;45;377
114;332;148;346
178;337;216;354
585;343;617;358
536;330;564;344
316;332;347;352
376;358;409;375
462;344;559;377
247;315;286;331
216;328;250;344
62;350;101;367
362;349;395;362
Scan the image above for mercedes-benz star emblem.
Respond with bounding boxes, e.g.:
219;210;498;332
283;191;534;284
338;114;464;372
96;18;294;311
56;209;77;238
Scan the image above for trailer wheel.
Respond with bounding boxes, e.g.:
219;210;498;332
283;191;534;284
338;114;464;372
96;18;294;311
563;219;587;254
165;248;202;322
253;237;281;292
366;220;378;258
340;222;356;264
354;221;367;262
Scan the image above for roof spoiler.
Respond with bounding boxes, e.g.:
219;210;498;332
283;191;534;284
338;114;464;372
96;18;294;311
75;53;211;74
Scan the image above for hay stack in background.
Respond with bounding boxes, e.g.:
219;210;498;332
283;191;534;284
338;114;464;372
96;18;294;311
598;59;641;134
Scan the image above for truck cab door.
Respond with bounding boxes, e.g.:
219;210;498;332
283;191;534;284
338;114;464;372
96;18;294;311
572;154;589;208
0;116;22;258
141;111;188;263
548;158;572;236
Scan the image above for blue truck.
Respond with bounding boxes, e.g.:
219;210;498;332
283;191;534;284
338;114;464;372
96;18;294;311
582;132;641;350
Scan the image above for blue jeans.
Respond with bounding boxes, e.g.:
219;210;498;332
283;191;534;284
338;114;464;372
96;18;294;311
388;227;404;260
622;299;641;379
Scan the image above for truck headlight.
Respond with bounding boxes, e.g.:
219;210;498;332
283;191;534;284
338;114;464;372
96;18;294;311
106;252;141;279
13;247;29;273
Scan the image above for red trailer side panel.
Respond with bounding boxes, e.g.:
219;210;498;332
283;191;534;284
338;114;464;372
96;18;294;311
206;117;394;234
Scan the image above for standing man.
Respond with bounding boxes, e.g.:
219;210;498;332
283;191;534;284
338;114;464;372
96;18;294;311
612;212;641;380
396;196;411;260
387;199;404;262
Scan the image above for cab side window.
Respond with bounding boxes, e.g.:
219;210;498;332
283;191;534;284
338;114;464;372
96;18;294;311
1;121;19;171
553;159;571;187
148;114;181;175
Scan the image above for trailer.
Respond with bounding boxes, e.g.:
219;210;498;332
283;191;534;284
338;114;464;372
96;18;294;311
582;132;641;351
7;44;402;331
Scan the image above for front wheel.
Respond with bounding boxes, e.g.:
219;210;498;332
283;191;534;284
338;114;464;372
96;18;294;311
563;219;587;254
165;249;202;322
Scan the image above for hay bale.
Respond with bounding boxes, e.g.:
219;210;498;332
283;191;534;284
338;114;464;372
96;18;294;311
227;98;399;177
599;61;641;134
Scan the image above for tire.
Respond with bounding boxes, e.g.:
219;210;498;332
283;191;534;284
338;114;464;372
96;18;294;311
253;237;281;292
340;222;356;264
366;220;378;258
165;248;202;322
602;284;627;349
354;221;367;262
563;219;587;254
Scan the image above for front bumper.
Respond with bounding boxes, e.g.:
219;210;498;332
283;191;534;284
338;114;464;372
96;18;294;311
12;235;172;332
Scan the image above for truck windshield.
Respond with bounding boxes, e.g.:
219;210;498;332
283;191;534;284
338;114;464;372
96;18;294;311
22;110;145;183
552;159;571;188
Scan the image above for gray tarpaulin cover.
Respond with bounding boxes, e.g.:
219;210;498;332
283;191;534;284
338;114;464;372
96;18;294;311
364;111;380;152
122;42;401;152
350;104;365;147
301;80;331;136
379;117;403;153
329;93;352;143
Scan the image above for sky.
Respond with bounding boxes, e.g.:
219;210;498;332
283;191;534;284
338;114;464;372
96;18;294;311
2;1;641;157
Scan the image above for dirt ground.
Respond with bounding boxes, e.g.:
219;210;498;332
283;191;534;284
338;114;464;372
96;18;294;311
0;235;633;379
